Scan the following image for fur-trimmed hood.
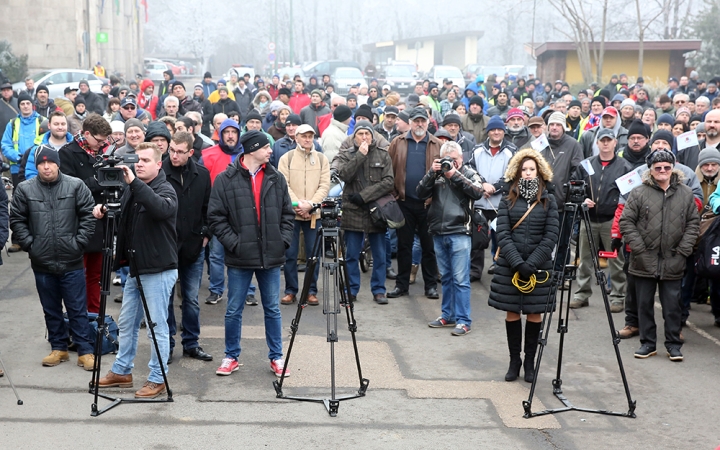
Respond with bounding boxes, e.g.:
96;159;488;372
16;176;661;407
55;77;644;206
503;148;554;182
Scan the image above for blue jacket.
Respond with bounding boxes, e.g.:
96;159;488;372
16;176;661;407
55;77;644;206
270;135;322;168
25;131;74;180
1;111;41;174
202;80;217;98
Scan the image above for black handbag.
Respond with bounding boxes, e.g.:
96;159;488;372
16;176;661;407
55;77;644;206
369;193;406;229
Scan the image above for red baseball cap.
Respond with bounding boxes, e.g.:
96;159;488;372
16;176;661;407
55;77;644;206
601;106;618;117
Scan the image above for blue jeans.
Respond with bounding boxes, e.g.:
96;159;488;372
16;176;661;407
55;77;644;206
434;234;472;326
344;230;386;296
34;269;93;355
284;220;319;295
209;236;256;297
112;269;178;384
118;266;129;288
168;252;204;351
412;234;422;265
385;229;398;268
225;266;283;361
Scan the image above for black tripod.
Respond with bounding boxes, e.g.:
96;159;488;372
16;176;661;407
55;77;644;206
273;200;369;417
89;191;173;416
0;351;23;405
523;200;636;419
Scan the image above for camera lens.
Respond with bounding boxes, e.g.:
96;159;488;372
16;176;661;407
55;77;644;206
106;171;119;181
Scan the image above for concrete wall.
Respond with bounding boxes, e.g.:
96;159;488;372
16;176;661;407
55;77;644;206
0;0;143;79
442;39;466;68
395;40;435;73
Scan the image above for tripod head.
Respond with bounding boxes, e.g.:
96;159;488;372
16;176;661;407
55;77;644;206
305;197;342;230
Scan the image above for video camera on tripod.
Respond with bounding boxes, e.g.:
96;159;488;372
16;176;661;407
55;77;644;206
565;180;586;204
93;142;138;205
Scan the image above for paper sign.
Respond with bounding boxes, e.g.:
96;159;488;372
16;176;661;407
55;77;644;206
489;218;497;231
677;130;699;151
580;159;595;176
531;133;549;152
616;168;643;196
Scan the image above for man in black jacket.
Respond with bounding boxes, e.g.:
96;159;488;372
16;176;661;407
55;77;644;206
569;128;631;311
10;146;96;370
58;114;112;314
94;142;178;399
417;141;484;336
77;80;104;115
208;130;294;378
162;131;213;363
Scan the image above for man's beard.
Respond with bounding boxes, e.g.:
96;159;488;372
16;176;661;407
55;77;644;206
707;129;718;138
508;124;524;133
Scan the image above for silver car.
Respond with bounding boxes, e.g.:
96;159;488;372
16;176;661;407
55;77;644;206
332;67;365;95
13;69;106;99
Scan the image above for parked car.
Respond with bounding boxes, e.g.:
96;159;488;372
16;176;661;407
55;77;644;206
427;65;465;91
13;69;107;99
380;63;418;95
462;64;483;86
145;62;171;80
304;60;362;84
332;67;365;95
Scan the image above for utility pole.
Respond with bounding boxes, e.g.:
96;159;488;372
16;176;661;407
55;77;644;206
273;0;278;72
289;0;294;66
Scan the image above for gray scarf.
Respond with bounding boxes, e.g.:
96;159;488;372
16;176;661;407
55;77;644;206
518;177;539;202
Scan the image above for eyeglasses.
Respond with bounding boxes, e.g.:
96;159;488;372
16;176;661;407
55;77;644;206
654;165;673;172
123;105;136;110
91;134;109;145
169;149;190;155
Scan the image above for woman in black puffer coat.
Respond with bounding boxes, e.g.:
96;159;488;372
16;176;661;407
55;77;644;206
488;148;559;383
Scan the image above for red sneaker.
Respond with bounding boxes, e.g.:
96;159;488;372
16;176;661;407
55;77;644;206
216;357;239;376
270;358;289;377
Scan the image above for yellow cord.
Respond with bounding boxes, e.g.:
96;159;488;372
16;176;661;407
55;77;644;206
512;271;550;293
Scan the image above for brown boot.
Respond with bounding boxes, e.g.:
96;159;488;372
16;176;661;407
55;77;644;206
281;294;296;305
77;354;95;371
42;350;70;367
307;294;319;306
95;371;133;388
409;264;419;284
617;325;639;339
135;381;166;398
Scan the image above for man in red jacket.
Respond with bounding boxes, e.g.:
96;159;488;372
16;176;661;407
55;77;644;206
138;79;158;120
288;80;310;114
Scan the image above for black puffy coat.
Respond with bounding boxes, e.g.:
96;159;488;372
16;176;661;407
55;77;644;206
488;189;560;314
162;156;211;267
9;173;95;274
207;159;294;269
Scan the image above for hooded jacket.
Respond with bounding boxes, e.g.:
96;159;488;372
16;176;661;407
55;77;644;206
34;98;58;119
1;111;42;174
201;119;243;184
580;121;629;159
620;169;699;280
138;79;159;120
252;90;272;116
321;119;350;164
540;132;584;202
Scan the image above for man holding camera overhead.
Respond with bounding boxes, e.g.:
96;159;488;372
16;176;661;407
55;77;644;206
417;141;485;336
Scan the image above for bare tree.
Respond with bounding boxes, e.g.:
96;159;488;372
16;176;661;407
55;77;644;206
635;0;665;77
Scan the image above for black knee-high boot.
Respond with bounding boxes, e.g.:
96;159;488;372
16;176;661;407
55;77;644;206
505;320;523;381
524;321;542;383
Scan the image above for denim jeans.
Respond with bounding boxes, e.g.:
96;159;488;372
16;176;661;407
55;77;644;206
284;220;319;295
34;269;94;355
168;253;204;351
209;235;255;296
118;266;129;288
412;234;422;265
434;234;472;326
225;266;283;361
112;269;178;384
344;230;386;296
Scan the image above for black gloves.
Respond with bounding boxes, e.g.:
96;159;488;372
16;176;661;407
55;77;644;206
517;263;535;279
349;193;364;205
611;238;623;251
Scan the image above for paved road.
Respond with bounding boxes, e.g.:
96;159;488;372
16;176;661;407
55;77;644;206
1;233;719;449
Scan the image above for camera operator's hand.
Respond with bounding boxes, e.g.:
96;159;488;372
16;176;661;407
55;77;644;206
431;159;443;173
358;141;369;156
349;193;364;205
444;163;457;179
517;262;535;280
611;238;623;251
93;204;106;219
120;165;135;185
583;198;596;208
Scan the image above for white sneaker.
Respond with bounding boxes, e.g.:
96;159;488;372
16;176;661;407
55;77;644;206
112;275;121;286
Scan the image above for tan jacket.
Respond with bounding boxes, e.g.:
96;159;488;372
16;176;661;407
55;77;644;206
387;132;442;201
278;147;330;221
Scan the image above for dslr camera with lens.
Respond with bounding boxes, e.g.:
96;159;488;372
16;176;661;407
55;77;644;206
438;157;455;174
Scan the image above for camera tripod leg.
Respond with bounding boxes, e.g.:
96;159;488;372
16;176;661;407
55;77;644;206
0;351;23;405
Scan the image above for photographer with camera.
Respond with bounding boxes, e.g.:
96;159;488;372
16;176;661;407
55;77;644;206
569;128;632;312
59;114;112;314
208;130;294;378
93;142;179;398
278;124;330;306
417;141;485;336
335;120;394;304
10;146;97;371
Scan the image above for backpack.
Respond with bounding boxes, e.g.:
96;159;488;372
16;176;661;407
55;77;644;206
695;212;720;278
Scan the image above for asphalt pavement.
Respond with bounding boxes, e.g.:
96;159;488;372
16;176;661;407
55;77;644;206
1;236;719;449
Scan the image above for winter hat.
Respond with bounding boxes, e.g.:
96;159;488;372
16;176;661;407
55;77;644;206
333;105;352;122
110;120;125;134
239;130;269;154
627;119;650;138
675;107;691;118
657;113;675;127
194;83;203;91
278;88;292;97
689;114;703;124
217;79;227;86
245;111;263;123
353;120;374;137
434;129;452;140
269;100;285;113
505;108;524;121
646;149;676;168
591;96;606;108
620;98;636;110
218;86;229;93
145;121;172;143
285;114;302;126
611;94;626;103
469;95;484;108
355;104;374;121
406;94;420;108
568;99;582;109
74;97;86;107
698;147;720;167
17;91;33;105
486;115;506;132
697;123;707;134
311;89;324;98
36;84;49;95
442;113;462;127
124;118;144;134
203;71;212;79
547;111;567;128
650;129;674;148
397;110;410;124
35;145;61;168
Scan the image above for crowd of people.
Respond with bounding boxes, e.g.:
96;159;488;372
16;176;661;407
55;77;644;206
1;65;719;388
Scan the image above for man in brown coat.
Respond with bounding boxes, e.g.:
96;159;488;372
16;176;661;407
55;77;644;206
387;107;442;299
